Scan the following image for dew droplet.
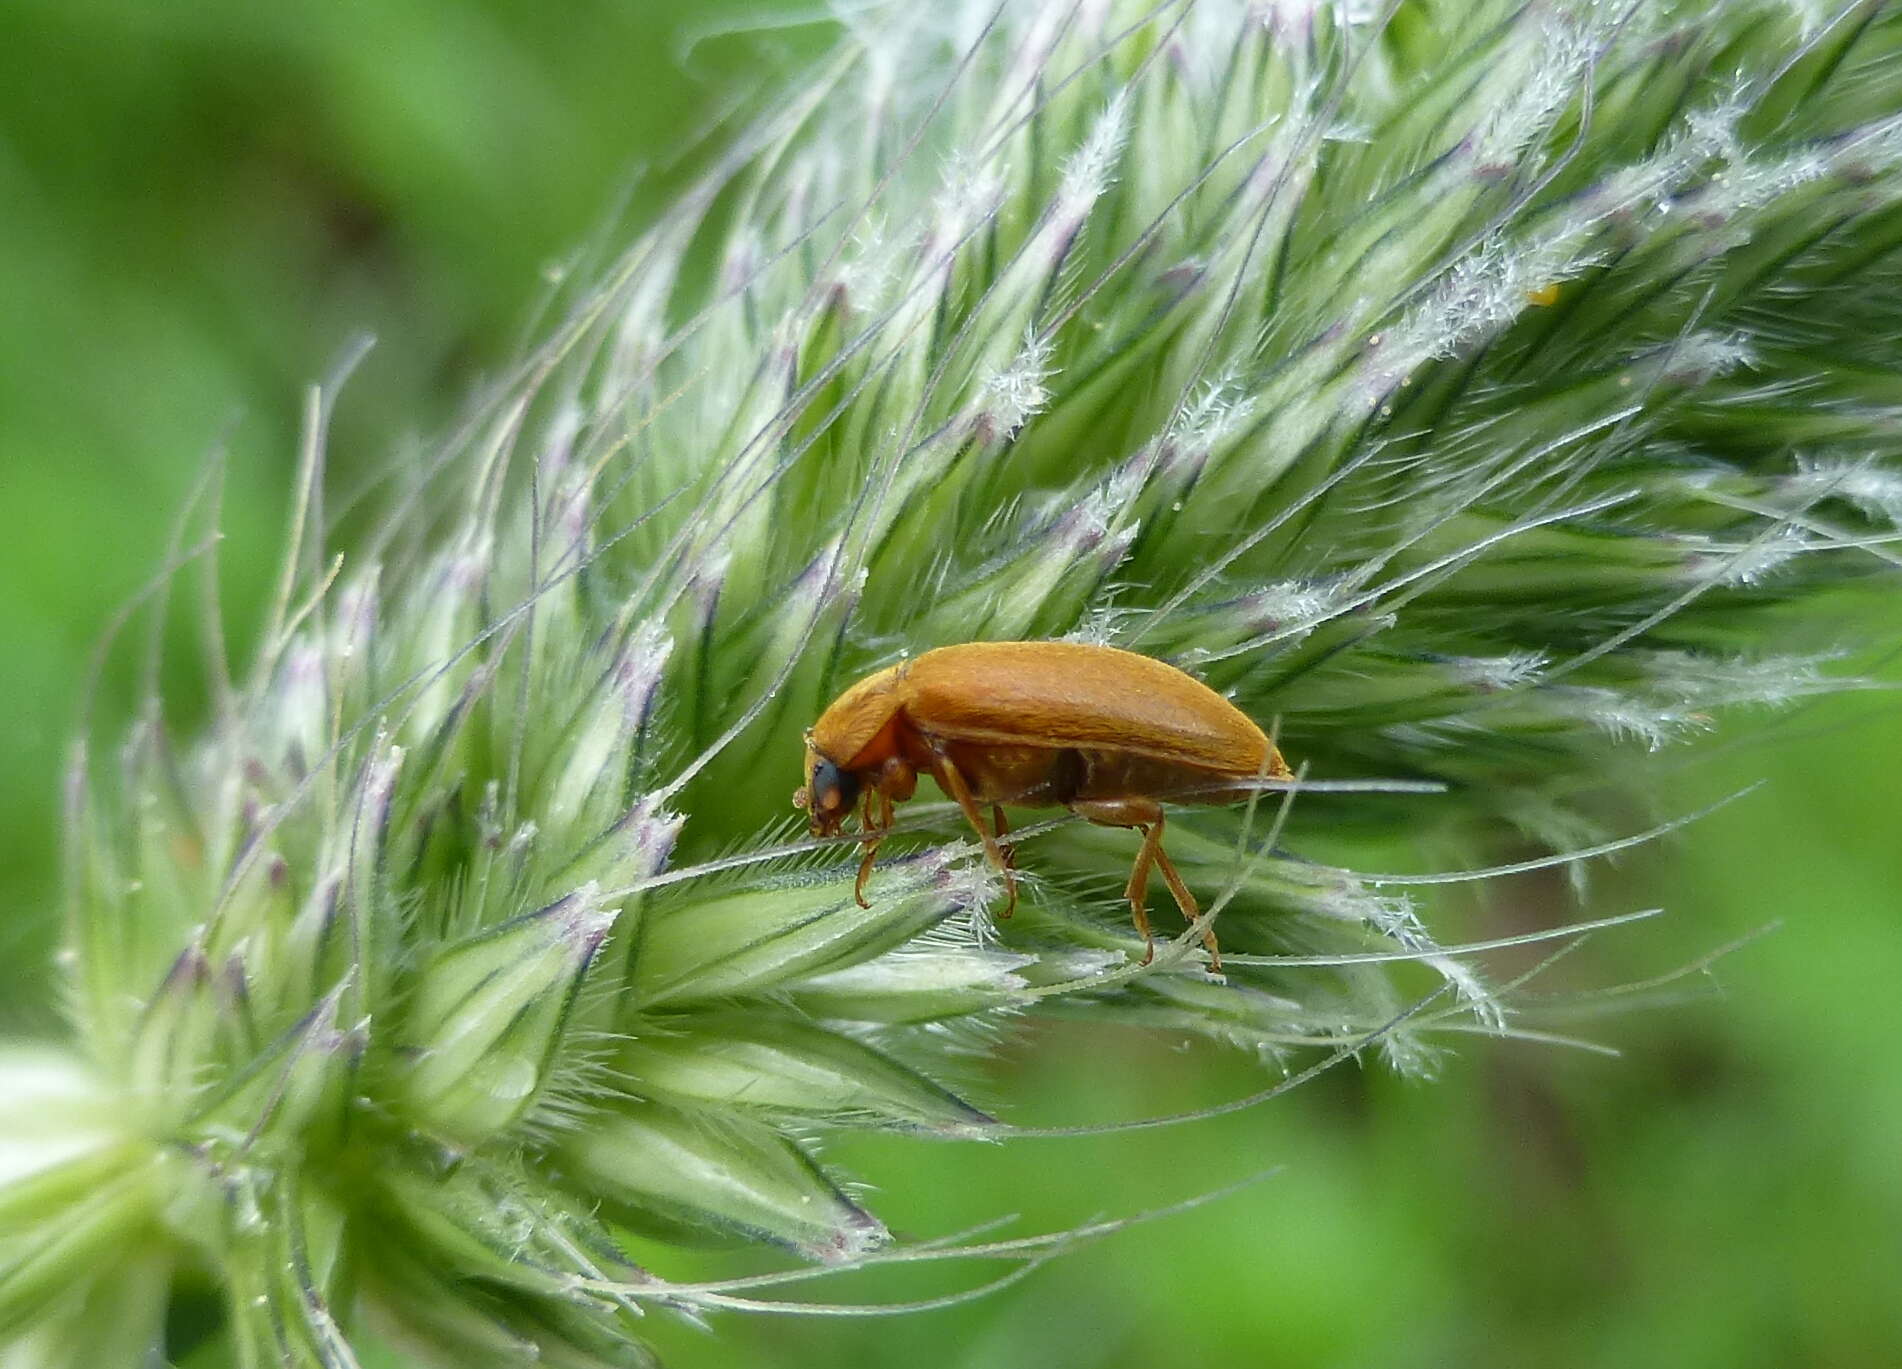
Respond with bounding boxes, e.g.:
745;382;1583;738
488;1057;540;1101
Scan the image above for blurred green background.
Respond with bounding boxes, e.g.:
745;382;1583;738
3;3;1898;1366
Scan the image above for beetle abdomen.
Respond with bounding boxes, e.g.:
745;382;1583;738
941;741;1265;809
937;742;1083;807
1069;748;1264;806
902;641;1281;776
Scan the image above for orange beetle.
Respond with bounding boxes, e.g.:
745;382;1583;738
793;641;1292;971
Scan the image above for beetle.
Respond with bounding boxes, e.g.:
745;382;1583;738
792;641;1292;972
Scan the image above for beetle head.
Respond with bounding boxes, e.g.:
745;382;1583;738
794;744;861;838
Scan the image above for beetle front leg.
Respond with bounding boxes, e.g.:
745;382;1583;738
852;762;913;907
852;788;889;908
928;747;1017;915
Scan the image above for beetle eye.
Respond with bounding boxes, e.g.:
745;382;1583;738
810;758;860;816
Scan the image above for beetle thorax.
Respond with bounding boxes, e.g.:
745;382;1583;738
809;662;909;770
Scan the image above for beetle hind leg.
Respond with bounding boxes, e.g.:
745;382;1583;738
1148;833;1219;974
1069;798;1220;973
991;805;1017;918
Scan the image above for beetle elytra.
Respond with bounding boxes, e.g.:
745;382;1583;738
792;641;1292;972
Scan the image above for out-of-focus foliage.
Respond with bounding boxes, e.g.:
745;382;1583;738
0;0;799;1014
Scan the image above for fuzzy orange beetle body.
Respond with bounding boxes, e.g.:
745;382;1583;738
793;641;1292;971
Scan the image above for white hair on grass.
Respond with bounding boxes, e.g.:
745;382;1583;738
1041;474;1140;568
1096;459;1147;521
937;847;1007;931
1056;91;1130;226
1425;955;1506;1032
1787;456;1902;525
359;736;405;827
1638;649;1838;711
923;150;1008;270
831;220;897;316
1379;1028;1443;1079
1362;235;1594;400
1689;146;1833;228
1064;606;1123;647
1685;525;1813;587
977;332;1057;441
1680;95;1749;165
1558;687;1715;751
1467;9;1602;174
1221;579;1360;648
1338;887;1432;950
1659;330;1756;386
1453;651;1550;693
613;619;675;729
1169;373;1261;463
1281;879;1504;1031
804;945;1037;996
925;890;1009;950
1555;94;1747;240
1830;111;1902;178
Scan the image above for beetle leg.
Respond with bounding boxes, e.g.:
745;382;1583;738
1069;799;1220;972
1149;832;1220;974
991;805;1013;861
1124;833;1157;966
929;747;1017;914
853;788;887;909
991;805;1017;918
